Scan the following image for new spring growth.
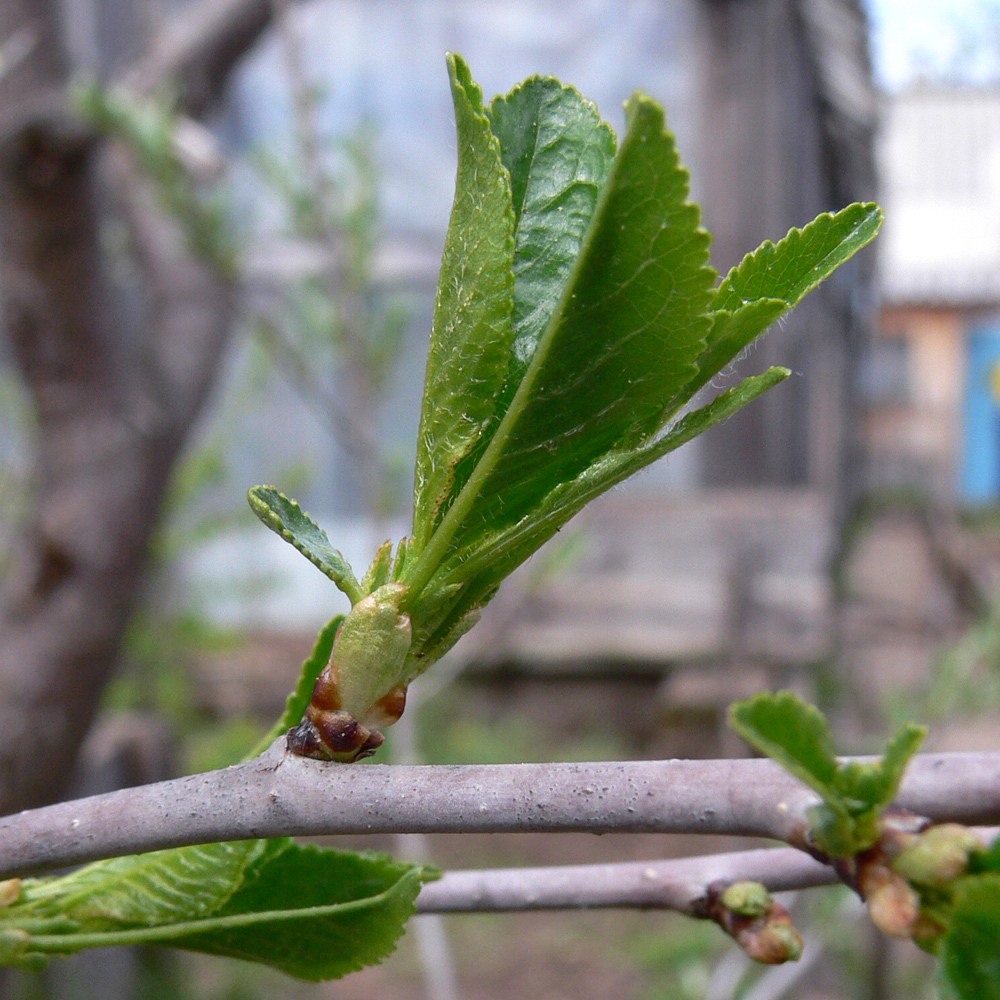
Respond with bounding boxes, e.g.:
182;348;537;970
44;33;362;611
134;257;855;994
288;584;412;762
711;881;804;964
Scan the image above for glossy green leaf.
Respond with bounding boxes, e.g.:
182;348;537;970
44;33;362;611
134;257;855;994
487;75;615;405
411;53;515;551
170;843;431;981
401;368;789;663
404;89;715;600
940;874;1000;1000
712;202;883;313
441;368;791;598
461;92;713;523
248;486;362;604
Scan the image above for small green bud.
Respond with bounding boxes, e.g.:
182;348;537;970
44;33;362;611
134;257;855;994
331;583;412;721
892;824;983;889
721;881;772;917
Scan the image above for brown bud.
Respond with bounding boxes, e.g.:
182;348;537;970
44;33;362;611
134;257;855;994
0;879;20;907
740;920;804;964
867;873;921;939
287;709;385;762
363;685;408;730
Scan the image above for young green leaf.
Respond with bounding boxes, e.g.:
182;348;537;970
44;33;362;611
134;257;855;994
712;202;883;314
168;843;432;981
410;53;515;551
939;874;1000;1000
248;486;362;604
486;75;616;407
681;203;883;401
14;845;433;983
404;88;715;600
441;367;792;597
833;723;926;814
730;691;926;856
16;841;268;931
729;690;839;797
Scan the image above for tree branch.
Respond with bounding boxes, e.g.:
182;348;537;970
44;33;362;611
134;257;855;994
120;0;274;114
415;847;838;914
2;743;999;880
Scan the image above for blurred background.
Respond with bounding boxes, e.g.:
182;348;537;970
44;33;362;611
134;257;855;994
2;0;999;997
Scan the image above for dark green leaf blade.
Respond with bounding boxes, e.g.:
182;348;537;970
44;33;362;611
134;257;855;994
487;76;616;398
940;874;1000;1000
410;53;515;552
712;202;883;313
434;91;715;565
678;299;788;401
415;370;789;657
174;843;430;981
729;690;840;799
970;833;1000;875
248;486;362;603
680;203;882;402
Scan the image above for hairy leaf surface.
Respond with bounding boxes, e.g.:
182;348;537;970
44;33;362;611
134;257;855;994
682;203;883;401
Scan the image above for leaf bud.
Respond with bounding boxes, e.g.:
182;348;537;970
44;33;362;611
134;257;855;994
866;871;921;939
892;823;984;889
741;921;804;964
721;881;772;918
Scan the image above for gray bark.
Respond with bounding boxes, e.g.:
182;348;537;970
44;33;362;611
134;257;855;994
3;745;1000;878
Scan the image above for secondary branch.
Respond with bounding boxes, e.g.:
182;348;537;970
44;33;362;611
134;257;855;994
415;846;838;913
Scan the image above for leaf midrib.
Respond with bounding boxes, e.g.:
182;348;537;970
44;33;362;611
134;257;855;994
400;101;636;605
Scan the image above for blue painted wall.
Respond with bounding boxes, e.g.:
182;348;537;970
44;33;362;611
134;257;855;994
963;324;1000;503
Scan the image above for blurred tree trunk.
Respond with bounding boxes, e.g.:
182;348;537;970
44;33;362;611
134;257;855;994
0;0;275;815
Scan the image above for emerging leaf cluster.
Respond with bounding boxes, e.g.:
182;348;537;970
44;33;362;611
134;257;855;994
16;55;886;985
252;54;883;705
729;690;926;857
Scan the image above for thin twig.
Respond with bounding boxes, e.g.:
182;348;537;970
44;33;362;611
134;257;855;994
2;743;1000;879
414;847;838;914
